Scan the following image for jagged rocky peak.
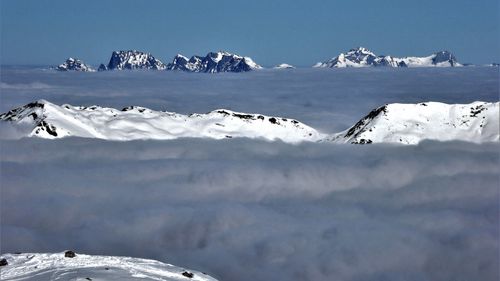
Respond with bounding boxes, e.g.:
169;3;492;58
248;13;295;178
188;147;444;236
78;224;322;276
315;47;461;68
166;51;262;73
102;50;166;70
56;58;94;72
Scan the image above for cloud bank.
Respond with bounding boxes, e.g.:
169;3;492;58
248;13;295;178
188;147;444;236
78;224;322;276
1;138;498;281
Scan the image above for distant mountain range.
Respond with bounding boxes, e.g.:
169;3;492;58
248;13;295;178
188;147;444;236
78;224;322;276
2;100;498;145
53;48;498;72
314;47;461;68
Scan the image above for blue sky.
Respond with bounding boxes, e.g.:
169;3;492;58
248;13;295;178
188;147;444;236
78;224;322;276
1;0;499;66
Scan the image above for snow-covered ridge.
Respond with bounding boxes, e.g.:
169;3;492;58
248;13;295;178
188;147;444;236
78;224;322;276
315;47;461;68
330;101;499;144
99;50;167;71
1;100;498;144
166;51;262;73
0;100;323;143
56;58;95;72
0;252;217;281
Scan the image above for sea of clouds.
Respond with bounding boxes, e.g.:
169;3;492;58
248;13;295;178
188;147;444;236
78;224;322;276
1;67;499;281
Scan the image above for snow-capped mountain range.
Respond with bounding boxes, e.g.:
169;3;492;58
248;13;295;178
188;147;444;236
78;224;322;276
99;50;167;71
166;51;262;73
314;47;461;68
54;47;496;72
56;58;95;72
0;252;217;281
1;100;498;144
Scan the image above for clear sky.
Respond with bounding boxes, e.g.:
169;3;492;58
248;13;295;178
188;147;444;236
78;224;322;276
1;0;499;66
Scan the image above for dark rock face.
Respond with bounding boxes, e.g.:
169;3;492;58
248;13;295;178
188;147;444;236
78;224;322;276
432;51;458;66
97;64;108;71
64;251;76;258
0;258;8;266
104;50;166;70
344;105;387;138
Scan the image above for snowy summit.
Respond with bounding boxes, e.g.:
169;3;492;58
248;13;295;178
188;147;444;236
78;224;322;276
56;58;94;72
314;47;461;68
99;50;167;71
273;63;295;69
0;252;217;281
166;51;262;73
330;101;499;144
0;100;323;143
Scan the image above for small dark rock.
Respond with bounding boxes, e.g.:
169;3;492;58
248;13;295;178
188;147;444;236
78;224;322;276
0;258;8;266
182;271;194;278
64;250;76;258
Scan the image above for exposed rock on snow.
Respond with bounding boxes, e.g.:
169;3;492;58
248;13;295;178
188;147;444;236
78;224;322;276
314;47;461;68
56;58;94;72
101;50;167;70
0;252;217;281
166;51;262;73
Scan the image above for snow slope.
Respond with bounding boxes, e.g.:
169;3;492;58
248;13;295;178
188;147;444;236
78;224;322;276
330;101;499;144
0;252;217;281
1;100;498;144
315;47;461;68
56;58;94;72
0;100;324;143
166;51;262;73
100;50;167;70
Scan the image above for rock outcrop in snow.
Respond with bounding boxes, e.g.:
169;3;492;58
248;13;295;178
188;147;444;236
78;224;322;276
0;252;217;281
100;50;167;70
56;58;94;72
314;47;461;68
1;100;498;144
0;100;323;143
330;101;499;144
166;51;262;73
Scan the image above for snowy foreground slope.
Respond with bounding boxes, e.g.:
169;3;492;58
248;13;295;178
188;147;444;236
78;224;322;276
315;47;461;68
0;100;498;144
0;252;217;281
